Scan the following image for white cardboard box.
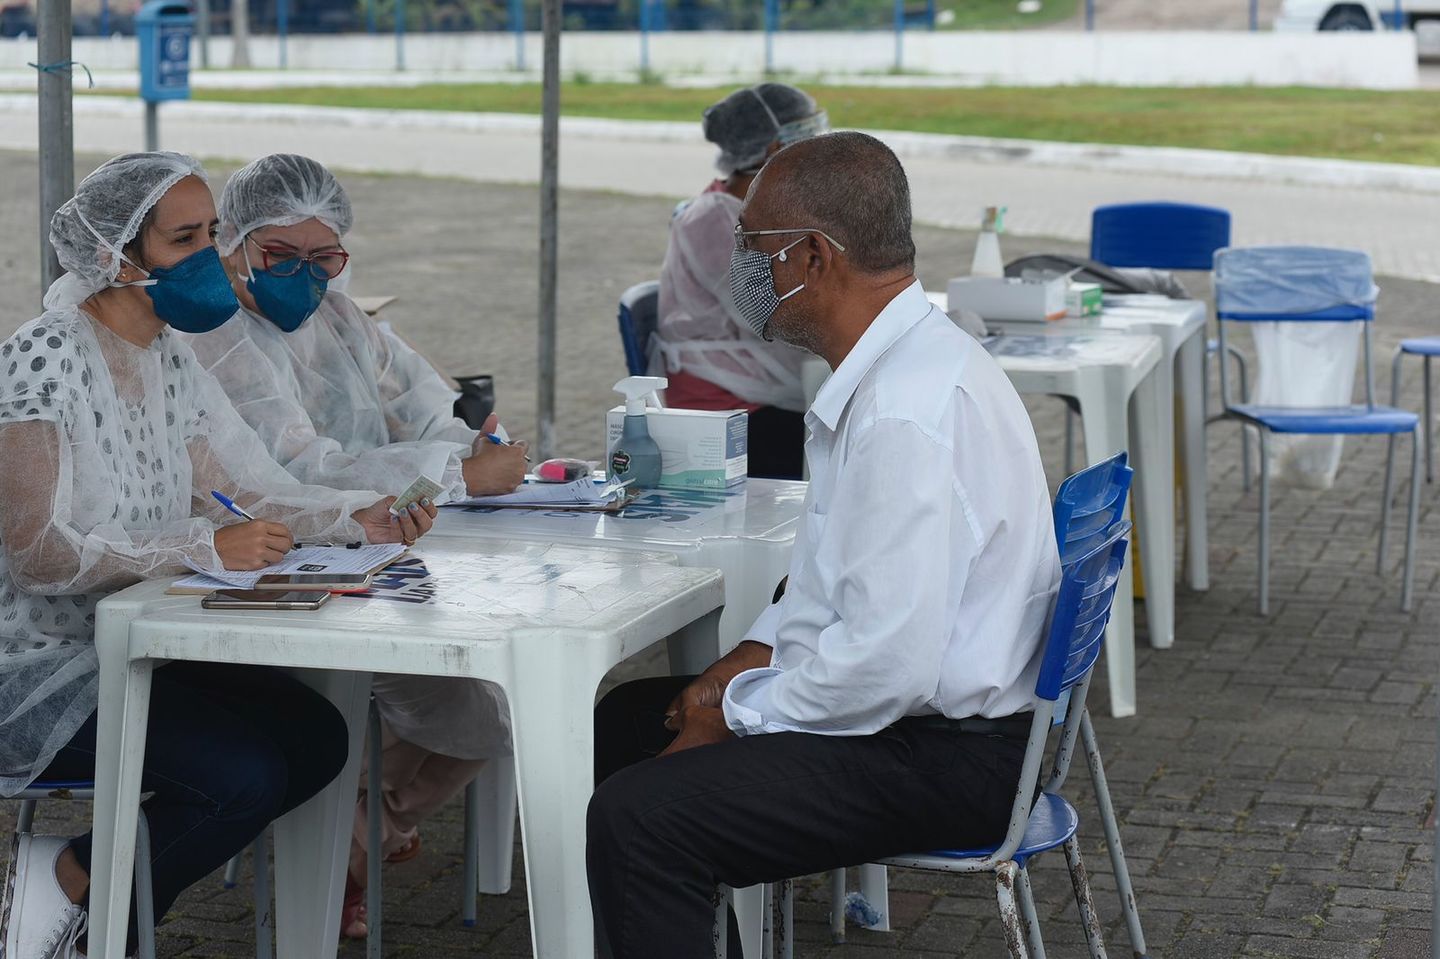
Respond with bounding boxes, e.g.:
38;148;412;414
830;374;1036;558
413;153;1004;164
606;407;748;490
948;275;1067;322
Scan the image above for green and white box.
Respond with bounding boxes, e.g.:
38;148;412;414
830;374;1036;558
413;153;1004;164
606;407;748;490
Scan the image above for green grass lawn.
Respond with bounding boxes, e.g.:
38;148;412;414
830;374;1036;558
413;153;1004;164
88;82;1440;166
936;0;1079;30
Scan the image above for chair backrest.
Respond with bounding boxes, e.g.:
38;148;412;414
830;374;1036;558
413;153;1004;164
1052;452;1132;565
984;518;1130;866
1213;246;1379;408
618;280;661;377
1090;202;1231;271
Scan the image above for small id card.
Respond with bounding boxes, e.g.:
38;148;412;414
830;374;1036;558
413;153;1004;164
390;475;443;515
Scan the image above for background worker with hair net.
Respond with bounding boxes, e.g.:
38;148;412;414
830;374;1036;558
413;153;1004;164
0;151;438;959
651;83;829;480
184;152;524;940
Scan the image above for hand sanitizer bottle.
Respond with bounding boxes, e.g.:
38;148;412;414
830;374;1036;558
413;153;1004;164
609;376;667;490
971;205;1006;278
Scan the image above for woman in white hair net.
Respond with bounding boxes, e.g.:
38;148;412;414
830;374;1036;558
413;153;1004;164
185;153;522;939
0;152;438;959
652;83;828;480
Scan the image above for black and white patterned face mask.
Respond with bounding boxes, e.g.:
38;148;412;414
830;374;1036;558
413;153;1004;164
728;235;808;340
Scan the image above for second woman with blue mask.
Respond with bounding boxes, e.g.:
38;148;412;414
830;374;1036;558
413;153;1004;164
191;152;525;941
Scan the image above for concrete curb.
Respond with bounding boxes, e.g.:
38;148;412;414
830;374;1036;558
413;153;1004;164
3;93;1438;195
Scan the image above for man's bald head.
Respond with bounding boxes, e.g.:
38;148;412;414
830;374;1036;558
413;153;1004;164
748;131;916;276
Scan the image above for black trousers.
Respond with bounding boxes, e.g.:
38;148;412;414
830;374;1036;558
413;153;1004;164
587;676;1026;959
746;407;806;481
39;661;350;951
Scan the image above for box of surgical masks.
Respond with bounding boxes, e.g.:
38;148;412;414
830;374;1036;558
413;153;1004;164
606;407;748;490
948;275;1067;323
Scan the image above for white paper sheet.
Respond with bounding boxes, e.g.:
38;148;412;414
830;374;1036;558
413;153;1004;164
446;476;630;508
177;543;408;591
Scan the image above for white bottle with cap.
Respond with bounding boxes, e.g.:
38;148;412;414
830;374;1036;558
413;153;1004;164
609;376;667;490
971;206;1006;278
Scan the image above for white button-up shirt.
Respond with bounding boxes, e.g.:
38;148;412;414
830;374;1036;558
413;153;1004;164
723;281;1061;737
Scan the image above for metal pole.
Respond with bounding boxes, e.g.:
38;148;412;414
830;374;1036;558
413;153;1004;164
510;0;524;69
893;0;903;72
639;0;649;73
1248;0;1258;30
395;0;406;70
36;0;74;301
1085;0;1094;30
196;0;211;68
144;102;159;150
231;0;251;67
764;0;776;74
537;0;560;460
277;0;288;68
100;0;110;36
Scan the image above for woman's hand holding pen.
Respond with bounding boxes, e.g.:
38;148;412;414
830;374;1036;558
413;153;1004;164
353;497;438;547
462;412;527;496
215;521;294;570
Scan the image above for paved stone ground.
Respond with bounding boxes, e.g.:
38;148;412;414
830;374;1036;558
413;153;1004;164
0;154;1437;958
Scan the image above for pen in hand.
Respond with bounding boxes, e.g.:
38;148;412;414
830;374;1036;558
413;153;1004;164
484;432;532;463
211;490;257;522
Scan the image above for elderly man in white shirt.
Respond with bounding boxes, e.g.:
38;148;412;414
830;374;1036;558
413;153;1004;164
587;131;1062;959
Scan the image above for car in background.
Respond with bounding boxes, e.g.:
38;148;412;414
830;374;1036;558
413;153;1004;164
1274;0;1440;30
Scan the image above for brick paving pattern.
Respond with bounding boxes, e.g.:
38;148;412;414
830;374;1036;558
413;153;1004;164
0;155;1436;957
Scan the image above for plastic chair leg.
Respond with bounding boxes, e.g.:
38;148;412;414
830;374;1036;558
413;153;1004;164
1015;865;1048;959
993;860;1031;959
1080;709;1149;958
1402;431;1422;613
471;758;517;896
828;867;846;943
133;812;157;959
462;779;479;927
1062;836;1110;959
1382;349;1404;573
252;829;272;959
366;700;384;959
1234;349;1251;493
222;853;241;890
1258;430;1271;616
15;799;35;834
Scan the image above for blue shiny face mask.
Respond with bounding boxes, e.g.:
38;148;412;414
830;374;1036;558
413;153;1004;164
243;247;327;333
127;247;239;334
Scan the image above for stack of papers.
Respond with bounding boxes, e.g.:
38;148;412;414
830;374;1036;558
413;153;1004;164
173;543;408;593
447;476;633;510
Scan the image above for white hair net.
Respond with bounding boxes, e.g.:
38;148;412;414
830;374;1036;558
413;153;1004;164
217;154;354;256
702;83;827;177
45;151;206;311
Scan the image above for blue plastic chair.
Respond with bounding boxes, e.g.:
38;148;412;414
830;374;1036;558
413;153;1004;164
1387;336;1440;485
617;281;660;377
1214;247;1422;614
769;456;1134;959
11;781;158;959
1089;202;1253;486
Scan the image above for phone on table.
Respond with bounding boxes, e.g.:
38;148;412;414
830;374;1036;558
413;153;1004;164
201;589;333;611
254;572;374;591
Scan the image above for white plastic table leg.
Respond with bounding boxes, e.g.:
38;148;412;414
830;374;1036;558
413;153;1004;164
87;655;155;959
472;757;517;895
1129;365;1177;650
858;863;891;930
1176;329;1210;592
1073;381;1138;719
731;885;765;958
271;669;371;959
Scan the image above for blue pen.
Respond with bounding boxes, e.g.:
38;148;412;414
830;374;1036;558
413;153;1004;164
211;490;256;522
484;432;531;462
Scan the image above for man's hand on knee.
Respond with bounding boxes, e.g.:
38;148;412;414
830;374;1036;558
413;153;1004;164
659;705;734;757
665;641;773;729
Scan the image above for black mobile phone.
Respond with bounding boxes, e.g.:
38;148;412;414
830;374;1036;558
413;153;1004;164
254;572;374;591
201;589;333;611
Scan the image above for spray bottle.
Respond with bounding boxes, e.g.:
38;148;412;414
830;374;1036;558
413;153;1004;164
609;376;667;490
971;205;1006;278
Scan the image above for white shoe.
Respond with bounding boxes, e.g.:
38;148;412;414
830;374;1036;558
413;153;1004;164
2;835;87;959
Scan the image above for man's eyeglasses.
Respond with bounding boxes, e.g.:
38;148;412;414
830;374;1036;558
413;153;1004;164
733;225;847;254
246;235;350;280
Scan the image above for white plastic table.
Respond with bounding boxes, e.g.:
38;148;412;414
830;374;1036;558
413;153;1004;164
431;479;806;667
85;539;725;959
981;294;1211;595
802;331;1163;719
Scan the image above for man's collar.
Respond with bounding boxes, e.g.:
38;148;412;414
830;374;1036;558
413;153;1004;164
808;280;930;432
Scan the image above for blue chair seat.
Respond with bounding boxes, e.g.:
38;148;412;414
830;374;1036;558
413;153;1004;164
1229;403;1418;435
891;793;1079;867
1399;337;1440;357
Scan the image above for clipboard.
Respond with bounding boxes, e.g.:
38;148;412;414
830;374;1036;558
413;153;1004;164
167;544;409;596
